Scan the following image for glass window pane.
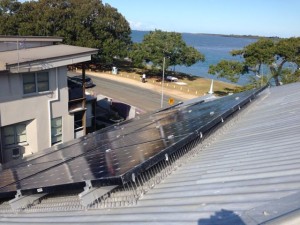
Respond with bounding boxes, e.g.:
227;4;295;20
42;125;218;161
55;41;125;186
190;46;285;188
4;136;15;146
23;73;36;94
74;112;83;129
15;124;27;143
51;117;62;127
37;72;49;92
24;84;36;94
16;124;26;135
37;72;48;81
51;127;62;136
23;73;35;84
51;117;62;145
74;120;83;129
2;123;27;146
37;82;49;92
17;134;27;143
3;126;15;146
52;135;62;144
3;126;14;136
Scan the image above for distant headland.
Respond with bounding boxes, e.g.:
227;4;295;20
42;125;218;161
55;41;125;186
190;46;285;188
132;30;280;40
188;32;280;40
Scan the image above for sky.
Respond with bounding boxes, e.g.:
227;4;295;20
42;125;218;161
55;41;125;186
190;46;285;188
102;0;300;38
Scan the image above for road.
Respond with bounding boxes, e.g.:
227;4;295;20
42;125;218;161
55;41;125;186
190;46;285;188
83;74;183;112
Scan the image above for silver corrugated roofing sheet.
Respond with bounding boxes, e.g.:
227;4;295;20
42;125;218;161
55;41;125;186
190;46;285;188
1;82;300;224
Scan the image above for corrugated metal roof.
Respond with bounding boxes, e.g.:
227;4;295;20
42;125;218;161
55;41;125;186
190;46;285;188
1;83;300;224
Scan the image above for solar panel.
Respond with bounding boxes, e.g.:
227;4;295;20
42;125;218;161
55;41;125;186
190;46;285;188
0;87;266;198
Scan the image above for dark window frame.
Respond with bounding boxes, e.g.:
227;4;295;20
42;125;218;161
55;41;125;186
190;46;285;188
23;71;49;94
1;123;27;147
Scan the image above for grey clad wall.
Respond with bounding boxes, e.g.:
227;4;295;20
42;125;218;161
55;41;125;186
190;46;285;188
0;66;74;163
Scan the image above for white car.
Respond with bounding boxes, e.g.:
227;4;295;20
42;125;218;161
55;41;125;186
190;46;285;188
166;76;178;82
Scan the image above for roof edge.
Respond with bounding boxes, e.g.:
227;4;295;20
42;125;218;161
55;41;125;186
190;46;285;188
0;36;63;42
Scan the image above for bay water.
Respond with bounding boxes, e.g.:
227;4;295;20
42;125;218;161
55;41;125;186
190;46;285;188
131;30;258;85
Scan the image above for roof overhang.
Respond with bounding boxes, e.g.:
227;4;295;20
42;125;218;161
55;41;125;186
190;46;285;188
8;55;93;73
0;44;98;73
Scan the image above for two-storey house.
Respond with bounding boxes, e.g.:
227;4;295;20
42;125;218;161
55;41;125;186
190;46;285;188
0;36;97;164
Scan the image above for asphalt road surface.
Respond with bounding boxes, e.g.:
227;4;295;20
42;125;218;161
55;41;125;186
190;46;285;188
84;74;183;113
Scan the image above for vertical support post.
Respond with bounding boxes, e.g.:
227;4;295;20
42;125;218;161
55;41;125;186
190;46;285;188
17;39;19;73
92;99;96;132
82;63;87;135
0;124;3;165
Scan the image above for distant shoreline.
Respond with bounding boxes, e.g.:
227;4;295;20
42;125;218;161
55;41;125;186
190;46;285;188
133;29;280;40
188;33;280;40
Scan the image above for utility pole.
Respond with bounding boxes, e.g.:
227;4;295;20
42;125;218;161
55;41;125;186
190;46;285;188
161;56;165;108
82;63;86;135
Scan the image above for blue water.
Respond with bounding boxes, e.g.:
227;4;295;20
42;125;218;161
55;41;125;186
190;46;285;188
131;30;257;85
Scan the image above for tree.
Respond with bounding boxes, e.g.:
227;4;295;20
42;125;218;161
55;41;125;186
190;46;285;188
281;67;300;84
208;60;246;83
209;37;300;86
271;37;300;85
129;30;205;73
93;3;131;63
0;0;132;64
232;38;275;76
0;0;21;34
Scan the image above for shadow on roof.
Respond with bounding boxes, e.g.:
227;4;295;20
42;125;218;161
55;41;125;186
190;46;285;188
198;209;246;225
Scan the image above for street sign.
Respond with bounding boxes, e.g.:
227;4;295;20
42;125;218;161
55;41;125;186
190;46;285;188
168;98;174;105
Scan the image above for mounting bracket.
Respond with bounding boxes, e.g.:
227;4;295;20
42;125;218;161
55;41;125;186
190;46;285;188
78;180;117;207
9;190;47;211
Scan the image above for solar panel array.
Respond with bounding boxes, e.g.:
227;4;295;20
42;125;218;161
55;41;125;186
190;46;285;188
0;88;265;198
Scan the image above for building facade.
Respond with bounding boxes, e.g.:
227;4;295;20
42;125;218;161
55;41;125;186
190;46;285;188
0;36;97;164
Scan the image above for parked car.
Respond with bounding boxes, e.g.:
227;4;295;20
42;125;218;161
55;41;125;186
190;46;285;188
71;75;95;88
166;76;178;82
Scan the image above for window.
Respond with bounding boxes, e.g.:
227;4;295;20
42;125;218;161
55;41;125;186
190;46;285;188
2;123;27;147
23;71;49;94
23;73;36;94
51;117;62;145
37;72;49;92
74;112;84;132
74;111;85;138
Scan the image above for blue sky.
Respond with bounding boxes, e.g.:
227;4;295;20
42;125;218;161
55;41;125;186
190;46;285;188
102;0;300;38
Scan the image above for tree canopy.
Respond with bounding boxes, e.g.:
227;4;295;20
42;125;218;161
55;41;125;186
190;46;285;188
0;0;132;63
209;37;300;86
129;30;205;73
